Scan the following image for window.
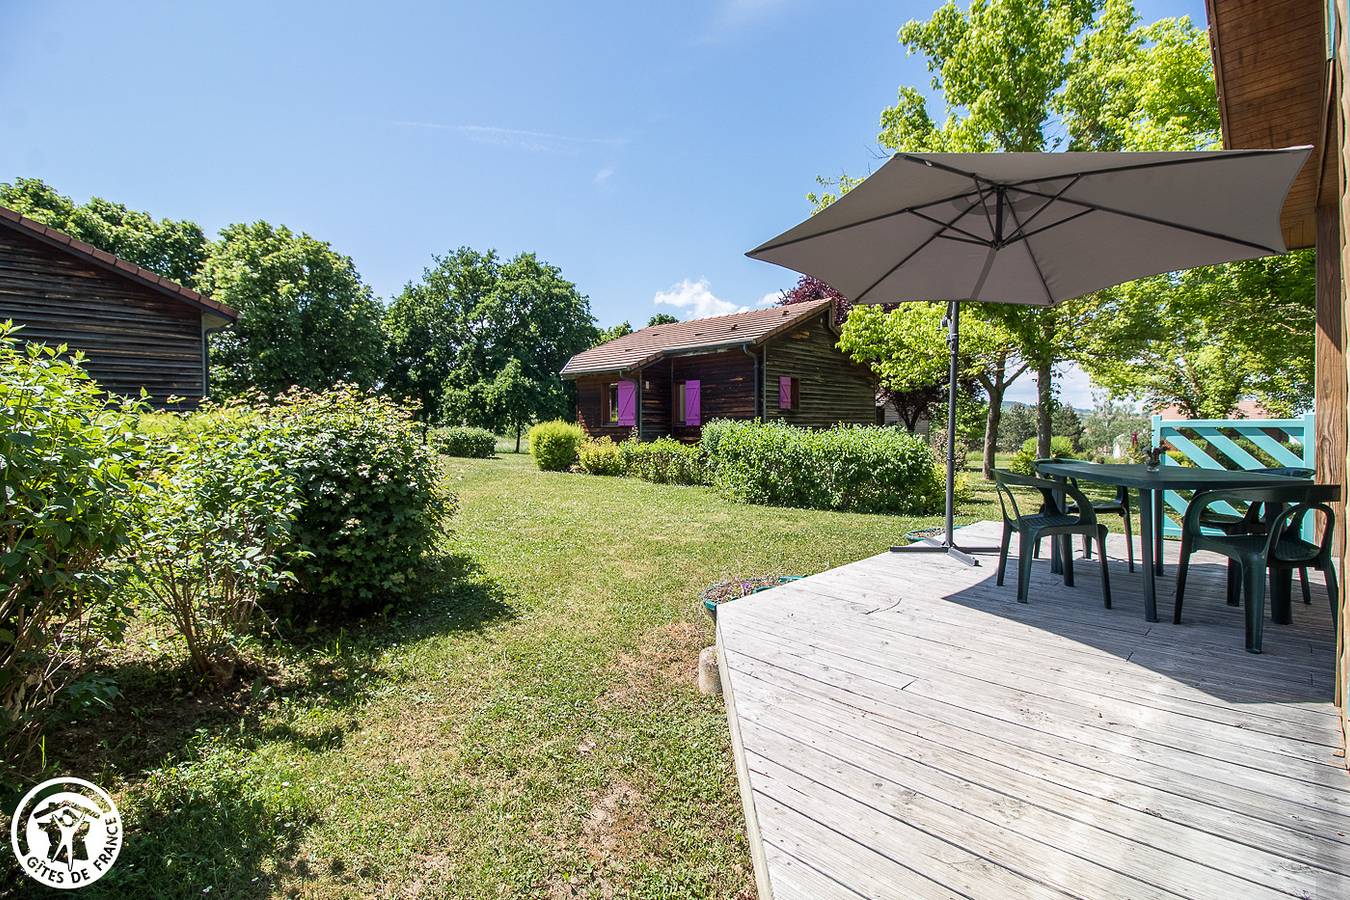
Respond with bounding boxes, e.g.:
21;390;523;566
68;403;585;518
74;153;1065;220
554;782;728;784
675;382;686;425
675;379;700;426
778;376;799;411
607;383;619;424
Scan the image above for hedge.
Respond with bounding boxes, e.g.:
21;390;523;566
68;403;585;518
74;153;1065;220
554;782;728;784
528;420;583;471
431;425;497;458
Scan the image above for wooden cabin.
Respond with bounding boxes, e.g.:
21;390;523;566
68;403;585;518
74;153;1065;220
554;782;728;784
1205;0;1349;757
561;299;876;440
0;204;236;407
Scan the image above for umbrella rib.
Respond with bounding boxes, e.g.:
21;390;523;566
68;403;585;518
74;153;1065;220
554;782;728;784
1003;194;1055;305
749;187;984;255
1005;207;1094;244
1012;185;1286;255
1001;147;1306;188
911;209;993;245
1004;175;1081;238
853;196;986;304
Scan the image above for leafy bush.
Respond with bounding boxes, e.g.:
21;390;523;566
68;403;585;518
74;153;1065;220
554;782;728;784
528;420;583;471
578;437;624;476
701;420;943;514
430;425;497;459
1009;435;1078;475
124;414;301;684
619;437;706;485
253;386;455;621
1;324;146;764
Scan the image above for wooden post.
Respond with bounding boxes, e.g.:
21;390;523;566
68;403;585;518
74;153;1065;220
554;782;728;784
1334;0;1349;753
1315;204;1345;558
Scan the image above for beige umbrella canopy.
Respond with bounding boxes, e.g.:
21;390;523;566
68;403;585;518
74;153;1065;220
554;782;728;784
747;147;1311;563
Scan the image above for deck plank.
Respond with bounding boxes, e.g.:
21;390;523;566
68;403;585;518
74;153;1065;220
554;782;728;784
718;522;1350;900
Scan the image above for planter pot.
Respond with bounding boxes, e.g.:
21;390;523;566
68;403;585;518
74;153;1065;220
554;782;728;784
701;575;802;621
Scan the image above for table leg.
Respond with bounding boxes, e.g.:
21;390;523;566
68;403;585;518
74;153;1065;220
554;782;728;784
1153;489;1165;576
1137;489;1158;623
1271;568;1293;625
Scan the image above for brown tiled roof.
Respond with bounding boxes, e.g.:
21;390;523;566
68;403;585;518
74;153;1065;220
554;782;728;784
562;299;832;377
0;203;238;321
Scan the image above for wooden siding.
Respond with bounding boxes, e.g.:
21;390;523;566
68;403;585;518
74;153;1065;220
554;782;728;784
0;228;208;407
670;350;756;441
639;364;671;441
575;375;633;440
761;311;875;428
719;521;1349;898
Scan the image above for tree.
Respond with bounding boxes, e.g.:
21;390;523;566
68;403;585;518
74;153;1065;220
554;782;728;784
998;403;1038;451
387;248;597;427
489;357;551;452
1053;403;1085;450
1082;394;1149;455
595;321;634;344
0;177;210;287
779;274;851;326
839;0;1222;460
646;313;679;327
200;222;387;396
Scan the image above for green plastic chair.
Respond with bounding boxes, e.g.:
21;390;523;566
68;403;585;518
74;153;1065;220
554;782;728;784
1033;457;1134;573
1173;484;1339;654
993;469;1111;607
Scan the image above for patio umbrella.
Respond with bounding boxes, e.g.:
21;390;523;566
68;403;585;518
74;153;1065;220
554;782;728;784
747;147;1311;564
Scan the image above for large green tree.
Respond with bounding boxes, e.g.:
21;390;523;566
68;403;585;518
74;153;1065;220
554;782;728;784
200;222;388;396
0;177;210;287
387;248;597;428
829;0;1228;463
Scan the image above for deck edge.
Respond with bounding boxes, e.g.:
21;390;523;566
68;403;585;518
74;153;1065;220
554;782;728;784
718;624;775;900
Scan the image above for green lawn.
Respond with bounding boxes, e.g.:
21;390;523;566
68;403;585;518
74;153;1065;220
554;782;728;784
15;451;1060;899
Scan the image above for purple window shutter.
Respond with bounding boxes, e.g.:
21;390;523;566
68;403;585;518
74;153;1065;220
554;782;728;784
779;376;792;409
616;380;637;426
685;380;701;426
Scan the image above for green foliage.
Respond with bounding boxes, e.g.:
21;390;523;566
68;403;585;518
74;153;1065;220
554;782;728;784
646;314;680;327
429;426;497;459
0;177;210;288
619;437;706;485
386;248;597;429
124;410;301;684
1010;436;1078;474
0;323;147;765
595;321;634;345
200;222;388;397
528;420;584;472
577;436;625;476
1082;396;1149;455
1053;404;1085;450
701;420;943;514
997;403;1038;451
251;386;455;621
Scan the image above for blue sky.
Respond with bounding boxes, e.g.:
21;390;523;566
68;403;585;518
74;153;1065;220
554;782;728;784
0;0;1203;405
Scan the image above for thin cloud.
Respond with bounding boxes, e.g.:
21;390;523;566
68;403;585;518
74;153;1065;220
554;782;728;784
593;165;615;185
700;0;796;42
391;121;628;155
653;279;748;320
756;290;783;307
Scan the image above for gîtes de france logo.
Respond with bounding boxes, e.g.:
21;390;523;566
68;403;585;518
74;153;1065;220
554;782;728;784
10;777;122;889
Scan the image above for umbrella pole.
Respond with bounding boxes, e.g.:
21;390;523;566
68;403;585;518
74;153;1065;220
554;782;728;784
891;299;995;566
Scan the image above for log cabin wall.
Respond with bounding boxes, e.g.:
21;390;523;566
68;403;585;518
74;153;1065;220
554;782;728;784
575;375;635;439
0;228;208;407
670;349;757;442
638;363;671;441
761;311;876;428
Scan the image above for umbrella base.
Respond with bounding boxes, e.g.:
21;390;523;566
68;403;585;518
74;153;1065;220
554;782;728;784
890;537;999;568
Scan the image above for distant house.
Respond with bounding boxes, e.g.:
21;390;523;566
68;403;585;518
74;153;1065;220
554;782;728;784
561;299;876;440
0;204;236;407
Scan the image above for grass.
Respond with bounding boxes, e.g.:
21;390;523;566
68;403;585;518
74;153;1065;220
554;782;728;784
9;450;1084;899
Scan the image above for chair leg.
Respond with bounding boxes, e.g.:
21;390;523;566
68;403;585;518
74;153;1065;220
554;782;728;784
1173;527;1193;625
996;525;1012;587
1300;567;1311;604
1017;533;1036;604
1122;496;1134;573
1242;559;1268;654
1225;560;1240;607
1033;536;1042;559
1060;534;1075;587
1096;526;1111;609
1083;533;1092;559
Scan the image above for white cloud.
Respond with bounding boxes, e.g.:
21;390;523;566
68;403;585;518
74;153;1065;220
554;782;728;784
702;0;795;40
653;279;747;320
1004;361;1097;409
756;290;782;307
593;166;614;185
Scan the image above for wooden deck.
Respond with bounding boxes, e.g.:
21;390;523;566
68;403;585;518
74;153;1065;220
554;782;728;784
716;521;1349;899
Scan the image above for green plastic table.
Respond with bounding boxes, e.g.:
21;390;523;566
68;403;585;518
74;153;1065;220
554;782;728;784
1033;461;1311;622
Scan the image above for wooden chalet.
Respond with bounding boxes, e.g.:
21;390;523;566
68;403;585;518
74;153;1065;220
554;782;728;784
560;299;876;440
1205;0;1350;757
0;204;236;407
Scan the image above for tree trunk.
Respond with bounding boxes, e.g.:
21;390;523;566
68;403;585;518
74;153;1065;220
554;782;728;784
1036;361;1054;458
515;423;522;453
981;374;1004;481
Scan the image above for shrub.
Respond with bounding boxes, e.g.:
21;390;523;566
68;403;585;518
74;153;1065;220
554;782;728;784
254;386;455;621
619;437;706;485
578;436;624;476
124;413;301;684
1009;435;1078;475
430;425;497;459
702;420;943;514
528;420;583;471
1;324;147;764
